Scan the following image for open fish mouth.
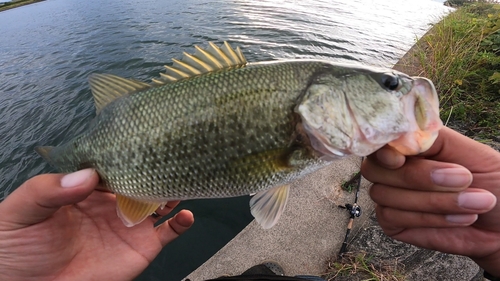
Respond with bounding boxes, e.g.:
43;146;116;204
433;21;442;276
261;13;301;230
296;74;443;158
389;77;442;155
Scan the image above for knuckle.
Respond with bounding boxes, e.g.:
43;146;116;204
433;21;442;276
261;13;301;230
360;159;376;181
427;193;442;210
400;165;419;185
400;164;432;190
375;205;391;222
369;184;384;203
427;193;459;213
376;209;405;236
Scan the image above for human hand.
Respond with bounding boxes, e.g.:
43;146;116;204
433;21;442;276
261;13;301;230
0;169;194;281
361;127;500;276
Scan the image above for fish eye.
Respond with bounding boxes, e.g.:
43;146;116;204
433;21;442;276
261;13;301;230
381;74;400;91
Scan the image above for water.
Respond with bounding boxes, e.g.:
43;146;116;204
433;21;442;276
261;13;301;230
0;0;451;280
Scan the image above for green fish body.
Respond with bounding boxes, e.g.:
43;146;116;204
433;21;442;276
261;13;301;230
36;42;443;228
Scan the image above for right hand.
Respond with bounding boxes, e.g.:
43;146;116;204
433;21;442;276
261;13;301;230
361;127;500;276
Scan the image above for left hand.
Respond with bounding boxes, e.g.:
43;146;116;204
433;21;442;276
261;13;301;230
0;169;194;281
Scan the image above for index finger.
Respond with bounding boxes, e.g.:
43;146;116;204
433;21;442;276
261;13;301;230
362;155;472;192
368;127;499;172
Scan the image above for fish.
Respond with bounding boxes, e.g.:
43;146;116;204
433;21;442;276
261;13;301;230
35;42;443;229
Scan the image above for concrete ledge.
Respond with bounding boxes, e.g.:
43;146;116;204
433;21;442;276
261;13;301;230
186;156;376;280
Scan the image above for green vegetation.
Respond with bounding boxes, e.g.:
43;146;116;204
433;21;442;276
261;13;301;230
323;252;406;281
341;172;361;193
445;0;497;8
408;2;500;139
328;3;500;280
0;0;45;12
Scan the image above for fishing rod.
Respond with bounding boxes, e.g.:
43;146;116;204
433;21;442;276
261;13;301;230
337;157;363;258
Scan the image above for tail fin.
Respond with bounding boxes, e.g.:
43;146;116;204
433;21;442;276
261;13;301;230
35;146;55;166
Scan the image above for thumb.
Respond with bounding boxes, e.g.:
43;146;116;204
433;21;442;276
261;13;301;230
0;169;99;227
370;145;407;170
421;127;500;169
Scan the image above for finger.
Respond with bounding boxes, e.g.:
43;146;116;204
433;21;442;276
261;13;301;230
381;226;495;258
154;201;180;217
375;205;478;236
366;126;483;171
0;169;99;227
370;185;497;214
150;201;181;223
367;145;406;170
422;127;500;172
156;209;194;247
362;156;472;192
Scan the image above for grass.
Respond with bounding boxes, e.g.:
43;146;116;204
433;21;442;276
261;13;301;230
0;0;45;12
323;252;406;281
397;1;500;140
341;172;361;193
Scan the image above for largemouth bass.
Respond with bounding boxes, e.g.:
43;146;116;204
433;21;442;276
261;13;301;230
36;42;443;228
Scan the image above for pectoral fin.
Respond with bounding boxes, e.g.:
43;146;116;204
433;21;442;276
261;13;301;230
249;185;290;229
115;194;160;227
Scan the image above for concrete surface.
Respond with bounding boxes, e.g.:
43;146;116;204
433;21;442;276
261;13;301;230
186;156;376;280
185;154;483;281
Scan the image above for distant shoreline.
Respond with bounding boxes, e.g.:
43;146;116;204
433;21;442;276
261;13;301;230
0;0;45;12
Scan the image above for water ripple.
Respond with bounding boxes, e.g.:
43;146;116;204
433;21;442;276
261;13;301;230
0;0;452;199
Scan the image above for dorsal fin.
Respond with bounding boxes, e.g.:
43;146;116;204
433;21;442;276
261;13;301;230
89;73;151;114
152;41;247;85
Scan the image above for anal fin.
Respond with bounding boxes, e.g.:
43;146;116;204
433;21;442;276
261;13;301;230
115;194;160;227
249;185;290;229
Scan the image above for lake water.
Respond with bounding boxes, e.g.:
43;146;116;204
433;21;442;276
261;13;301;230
0;0;451;280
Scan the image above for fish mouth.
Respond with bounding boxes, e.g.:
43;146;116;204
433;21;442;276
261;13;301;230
298;77;443;158
413;77;441;131
388;77;443;155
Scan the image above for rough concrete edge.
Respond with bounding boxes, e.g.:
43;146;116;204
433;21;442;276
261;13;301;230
185;156;375;281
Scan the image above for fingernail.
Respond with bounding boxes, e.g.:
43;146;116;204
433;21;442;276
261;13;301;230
446;214;478;224
61;169;95;188
431;168;472;187
458;191;497;211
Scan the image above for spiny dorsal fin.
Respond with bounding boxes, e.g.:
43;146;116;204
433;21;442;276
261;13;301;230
153;41;247;85
89;73;151;114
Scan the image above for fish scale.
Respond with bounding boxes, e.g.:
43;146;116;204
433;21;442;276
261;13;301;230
36;42;442;228
74;62;317;199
